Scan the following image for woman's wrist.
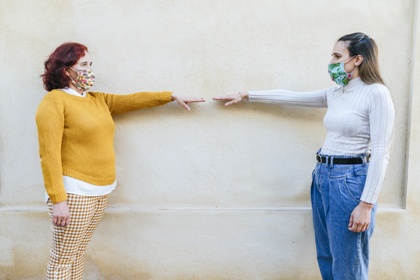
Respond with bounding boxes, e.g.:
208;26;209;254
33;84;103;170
359;201;374;210
239;91;249;101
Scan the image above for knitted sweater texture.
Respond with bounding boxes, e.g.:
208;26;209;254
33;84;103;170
36;89;172;203
248;78;395;204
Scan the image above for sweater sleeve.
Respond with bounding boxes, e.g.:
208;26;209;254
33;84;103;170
97;91;173;114
35;96;67;204
248;88;332;108
360;86;395;204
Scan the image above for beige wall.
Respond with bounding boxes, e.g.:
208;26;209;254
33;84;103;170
0;0;418;279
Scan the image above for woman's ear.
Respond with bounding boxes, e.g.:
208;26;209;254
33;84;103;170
355;55;364;67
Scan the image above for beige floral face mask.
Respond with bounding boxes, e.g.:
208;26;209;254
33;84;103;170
69;67;95;91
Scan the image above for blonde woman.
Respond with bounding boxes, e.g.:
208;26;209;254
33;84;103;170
214;32;394;280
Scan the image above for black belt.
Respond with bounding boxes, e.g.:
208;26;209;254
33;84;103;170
316;154;370;165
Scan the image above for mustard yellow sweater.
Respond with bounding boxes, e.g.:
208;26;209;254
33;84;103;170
36;89;172;204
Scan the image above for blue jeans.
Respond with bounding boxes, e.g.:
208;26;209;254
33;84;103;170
311;154;376;280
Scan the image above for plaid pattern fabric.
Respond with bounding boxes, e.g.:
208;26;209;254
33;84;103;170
46;194;108;280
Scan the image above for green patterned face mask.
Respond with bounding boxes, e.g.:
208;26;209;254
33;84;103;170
328;56;356;87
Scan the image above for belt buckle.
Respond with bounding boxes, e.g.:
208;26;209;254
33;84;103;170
316;154;322;163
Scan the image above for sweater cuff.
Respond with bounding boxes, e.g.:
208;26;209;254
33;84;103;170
247;91;257;102
49;192;68;204
162;91;173;101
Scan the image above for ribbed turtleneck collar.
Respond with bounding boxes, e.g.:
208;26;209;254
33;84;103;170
343;77;365;91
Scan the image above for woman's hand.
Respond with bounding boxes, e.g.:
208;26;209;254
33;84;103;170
348;201;374;232
52;200;70;227
171;93;205;111
213;92;249;106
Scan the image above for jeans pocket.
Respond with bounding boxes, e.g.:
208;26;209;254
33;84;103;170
343;174;365;203
329;172;365;204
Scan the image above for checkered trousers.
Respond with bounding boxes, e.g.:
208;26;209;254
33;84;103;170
46;193;108;280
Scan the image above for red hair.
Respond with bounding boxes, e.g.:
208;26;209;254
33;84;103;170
41;42;88;91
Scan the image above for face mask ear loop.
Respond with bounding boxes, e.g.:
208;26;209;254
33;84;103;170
67;67;78;84
348;66;357;79
68;72;83;91
345;56;358;81
344;56;356;64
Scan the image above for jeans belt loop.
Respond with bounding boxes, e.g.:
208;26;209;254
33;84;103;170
330;155;334;168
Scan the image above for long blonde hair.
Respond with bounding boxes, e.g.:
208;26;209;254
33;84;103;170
338;32;384;85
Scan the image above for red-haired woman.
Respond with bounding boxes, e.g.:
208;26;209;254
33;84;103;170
36;42;205;279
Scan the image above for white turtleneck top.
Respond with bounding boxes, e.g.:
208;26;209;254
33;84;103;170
248;77;395;204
